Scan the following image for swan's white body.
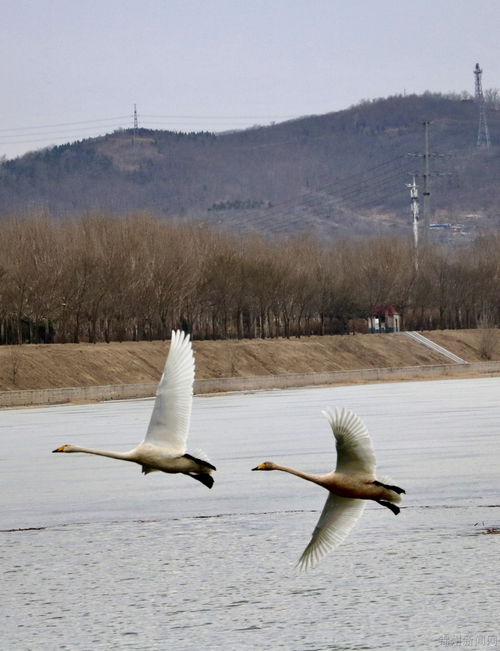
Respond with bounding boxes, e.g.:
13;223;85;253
253;408;404;569
53;330;215;488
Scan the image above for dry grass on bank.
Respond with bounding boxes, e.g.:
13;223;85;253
424;329;500;362
1;329;498;392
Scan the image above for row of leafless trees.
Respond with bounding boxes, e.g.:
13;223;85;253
0;214;499;344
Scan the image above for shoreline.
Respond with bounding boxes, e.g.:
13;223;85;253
2;329;500;408
2;360;500;409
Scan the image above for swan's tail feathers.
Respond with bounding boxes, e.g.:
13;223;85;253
189;473;214;489
376;500;400;515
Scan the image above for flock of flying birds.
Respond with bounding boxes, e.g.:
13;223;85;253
53;329;405;570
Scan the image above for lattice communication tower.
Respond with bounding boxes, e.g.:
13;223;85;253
474;63;491;148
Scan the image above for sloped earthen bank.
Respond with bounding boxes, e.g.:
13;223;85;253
1;330;500;407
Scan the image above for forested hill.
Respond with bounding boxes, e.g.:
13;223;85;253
1;93;500;238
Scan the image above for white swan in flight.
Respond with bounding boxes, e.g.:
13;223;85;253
53;330;215;488
252;407;405;569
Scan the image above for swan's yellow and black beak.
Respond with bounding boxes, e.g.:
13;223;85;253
252;463;266;471
52;445;66;453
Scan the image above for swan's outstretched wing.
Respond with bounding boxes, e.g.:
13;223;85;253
144;330;195;453
322;407;376;475
297;494;366;571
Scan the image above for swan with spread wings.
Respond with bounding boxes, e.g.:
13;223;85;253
252;407;404;569
53;330;215;488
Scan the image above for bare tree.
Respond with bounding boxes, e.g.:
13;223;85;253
2;214;500;344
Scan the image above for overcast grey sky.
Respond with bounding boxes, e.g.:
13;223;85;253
1;0;499;159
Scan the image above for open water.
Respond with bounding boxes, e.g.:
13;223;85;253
1;377;500;650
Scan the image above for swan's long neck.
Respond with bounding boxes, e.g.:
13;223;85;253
65;445;133;461
273;464;325;487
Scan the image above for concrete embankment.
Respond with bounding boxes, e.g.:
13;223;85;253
2;361;500;408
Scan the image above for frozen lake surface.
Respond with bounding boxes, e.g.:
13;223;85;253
2;377;500;650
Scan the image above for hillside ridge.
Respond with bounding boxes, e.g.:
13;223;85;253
1;93;499;238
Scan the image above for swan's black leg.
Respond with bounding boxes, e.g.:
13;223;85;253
373;480;406;495
189;473;214;489
183;453;216;471
376;500;400;515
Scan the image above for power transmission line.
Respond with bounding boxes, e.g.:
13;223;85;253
0;111;310;153
0;116;131;133
407;121;453;242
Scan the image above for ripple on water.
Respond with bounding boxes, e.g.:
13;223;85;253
3;379;500;649
3;506;499;650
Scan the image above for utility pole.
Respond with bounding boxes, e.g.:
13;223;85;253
406;176;419;270
474;63;491;148
408;121;451;245
422;120;431;242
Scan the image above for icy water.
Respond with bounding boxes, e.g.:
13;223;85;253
1;378;500;650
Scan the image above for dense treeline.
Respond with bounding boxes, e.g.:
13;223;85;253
0;215;498;345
